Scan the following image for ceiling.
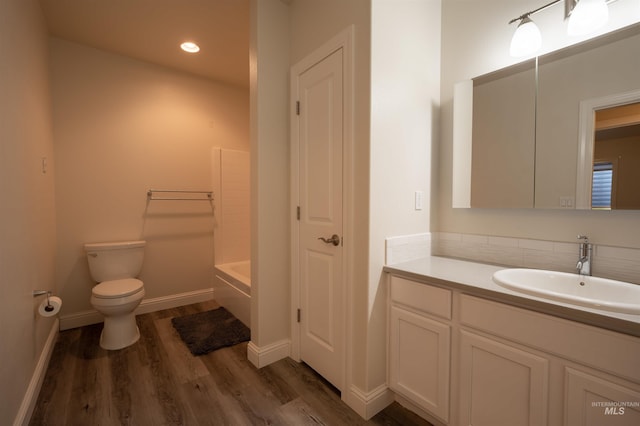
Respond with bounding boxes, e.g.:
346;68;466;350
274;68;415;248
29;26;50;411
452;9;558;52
39;0;250;88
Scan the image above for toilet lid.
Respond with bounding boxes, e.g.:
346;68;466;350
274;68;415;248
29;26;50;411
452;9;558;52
92;278;144;299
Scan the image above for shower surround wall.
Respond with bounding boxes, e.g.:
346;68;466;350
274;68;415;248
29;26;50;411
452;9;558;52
212;148;251;265
212;148;251;325
51;38;249;326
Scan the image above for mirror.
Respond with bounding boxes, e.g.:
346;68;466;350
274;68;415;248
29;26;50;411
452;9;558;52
536;24;640;209
470;61;536;208
461;23;640;210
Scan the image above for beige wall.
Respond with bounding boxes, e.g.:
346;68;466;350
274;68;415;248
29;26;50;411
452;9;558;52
439;0;640;248
51;38;249;316
250;0;291;348
0;0;57;422
369;0;441;392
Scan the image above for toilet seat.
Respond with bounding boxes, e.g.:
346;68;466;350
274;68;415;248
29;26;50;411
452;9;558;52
92;278;144;299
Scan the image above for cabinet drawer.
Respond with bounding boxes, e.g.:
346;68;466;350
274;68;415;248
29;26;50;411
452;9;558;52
390;275;452;320
460;294;640;382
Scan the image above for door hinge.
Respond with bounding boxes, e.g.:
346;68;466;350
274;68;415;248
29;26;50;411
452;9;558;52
296;206;300;220
297;308;301;323
296;101;300;115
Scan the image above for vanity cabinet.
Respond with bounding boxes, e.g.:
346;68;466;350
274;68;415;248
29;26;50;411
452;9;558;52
387;273;640;426
458;330;549;426
565;366;640;425
388;276;451;423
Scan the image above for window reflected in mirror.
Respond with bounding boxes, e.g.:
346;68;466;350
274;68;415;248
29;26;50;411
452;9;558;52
591;162;614;209
592;102;640;210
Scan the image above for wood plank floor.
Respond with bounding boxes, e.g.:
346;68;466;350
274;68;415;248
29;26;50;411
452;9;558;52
31;300;432;426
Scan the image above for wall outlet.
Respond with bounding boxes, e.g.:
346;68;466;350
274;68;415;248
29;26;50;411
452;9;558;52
560;196;574;208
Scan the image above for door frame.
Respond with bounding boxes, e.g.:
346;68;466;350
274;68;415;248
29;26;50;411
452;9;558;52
290;26;354;391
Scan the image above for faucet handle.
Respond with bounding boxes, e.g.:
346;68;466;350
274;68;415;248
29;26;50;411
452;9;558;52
577;235;589;242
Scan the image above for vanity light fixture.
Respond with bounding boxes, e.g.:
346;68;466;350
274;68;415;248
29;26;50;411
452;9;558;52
509;0;561;57
180;41;200;53
567;0;609;36
510;16;543;57
509;0;611;57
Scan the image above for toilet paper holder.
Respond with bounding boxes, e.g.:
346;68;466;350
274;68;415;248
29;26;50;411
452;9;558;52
33;290;55;313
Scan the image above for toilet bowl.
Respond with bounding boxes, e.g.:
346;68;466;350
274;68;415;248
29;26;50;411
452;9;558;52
90;278;145;350
84;240;146;350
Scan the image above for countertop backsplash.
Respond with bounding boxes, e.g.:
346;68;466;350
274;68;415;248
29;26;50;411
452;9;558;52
385;232;640;285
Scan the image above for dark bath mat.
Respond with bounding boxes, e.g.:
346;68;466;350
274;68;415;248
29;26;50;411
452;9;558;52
171;307;250;356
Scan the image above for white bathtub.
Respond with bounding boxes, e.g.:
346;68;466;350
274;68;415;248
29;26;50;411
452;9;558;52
213;260;250;327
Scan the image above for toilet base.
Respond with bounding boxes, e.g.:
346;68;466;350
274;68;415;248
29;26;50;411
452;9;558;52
99;312;140;350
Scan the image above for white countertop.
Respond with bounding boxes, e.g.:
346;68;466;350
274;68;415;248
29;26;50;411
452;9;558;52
384;256;640;336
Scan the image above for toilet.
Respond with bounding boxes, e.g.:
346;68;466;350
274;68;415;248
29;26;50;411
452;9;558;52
84;240;146;350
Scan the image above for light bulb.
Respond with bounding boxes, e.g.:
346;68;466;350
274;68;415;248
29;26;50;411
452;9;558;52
568;0;609;36
510;17;542;57
180;41;200;53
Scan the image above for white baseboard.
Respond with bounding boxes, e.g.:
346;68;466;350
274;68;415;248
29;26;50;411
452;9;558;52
13;319;59;426
394;393;447;426
343;383;394;420
59;288;214;330
247;339;290;368
60;310;102;330
136;288;214;315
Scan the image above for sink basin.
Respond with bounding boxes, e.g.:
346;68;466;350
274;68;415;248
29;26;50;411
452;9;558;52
492;268;640;315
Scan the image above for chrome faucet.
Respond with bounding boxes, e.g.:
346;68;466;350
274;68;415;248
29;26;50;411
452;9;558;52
576;235;592;276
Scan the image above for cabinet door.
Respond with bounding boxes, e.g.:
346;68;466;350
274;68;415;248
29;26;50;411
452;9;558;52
459;330;549;426
565;367;640;426
389;306;450;422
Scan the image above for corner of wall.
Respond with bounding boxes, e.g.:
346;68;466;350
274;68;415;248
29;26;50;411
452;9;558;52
343;383;394;420
246;339;291;368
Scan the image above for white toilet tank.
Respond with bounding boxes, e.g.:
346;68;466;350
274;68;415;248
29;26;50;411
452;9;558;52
84;240;146;282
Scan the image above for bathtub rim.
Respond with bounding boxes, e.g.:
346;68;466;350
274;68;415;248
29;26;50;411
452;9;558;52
214;260;251;296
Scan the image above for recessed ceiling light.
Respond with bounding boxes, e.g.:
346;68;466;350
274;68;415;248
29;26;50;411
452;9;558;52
180;42;200;53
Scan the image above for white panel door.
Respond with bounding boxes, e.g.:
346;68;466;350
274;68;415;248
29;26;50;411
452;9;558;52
297;47;344;390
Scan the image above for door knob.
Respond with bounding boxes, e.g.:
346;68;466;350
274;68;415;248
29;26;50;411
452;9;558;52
318;234;341;246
